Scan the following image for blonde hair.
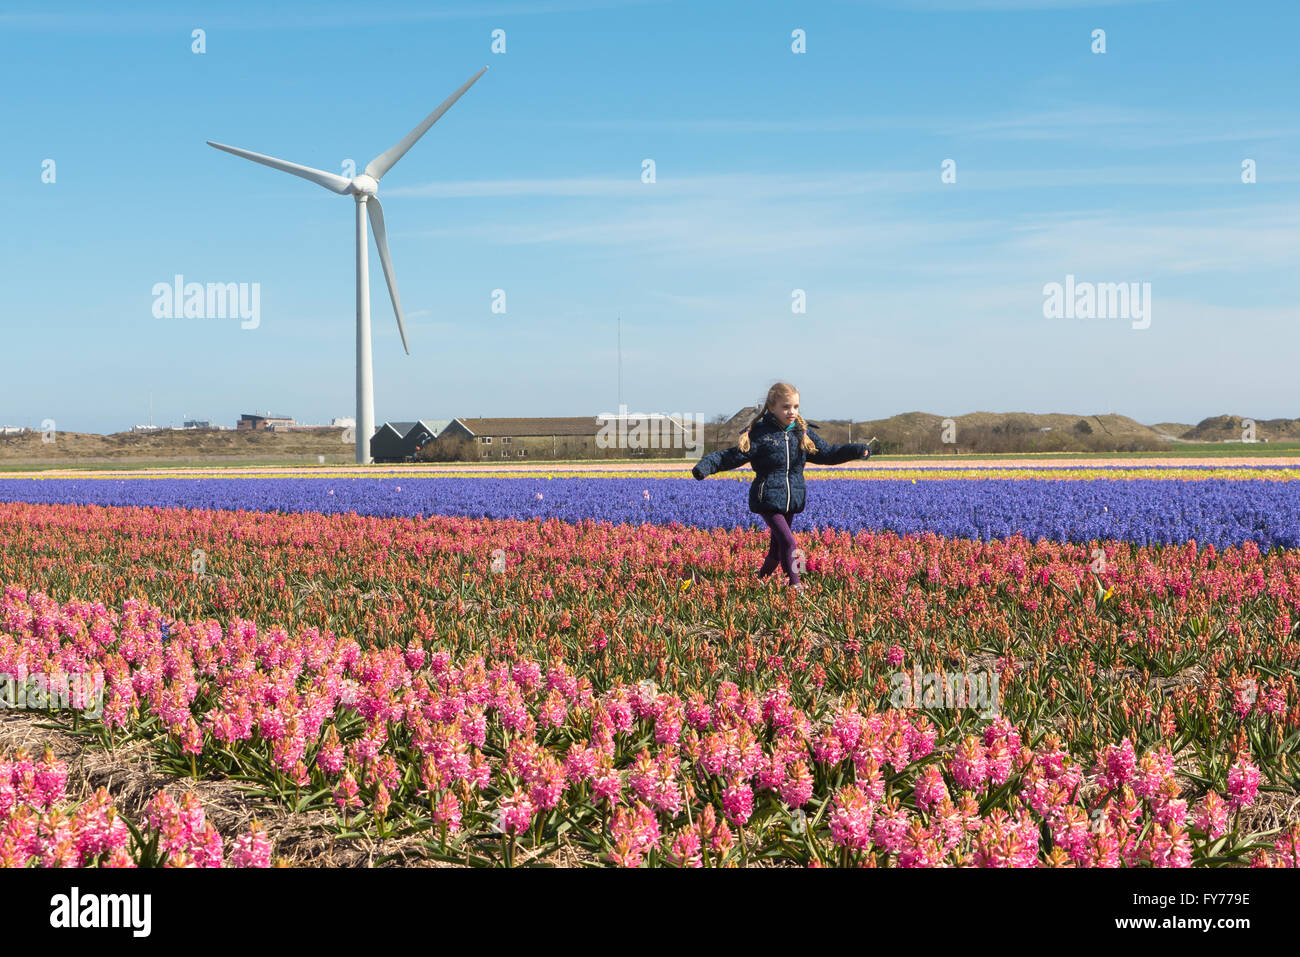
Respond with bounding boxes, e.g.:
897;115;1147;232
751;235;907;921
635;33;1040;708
738;382;816;454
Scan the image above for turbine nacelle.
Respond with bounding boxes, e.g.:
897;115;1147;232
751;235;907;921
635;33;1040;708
349;174;379;197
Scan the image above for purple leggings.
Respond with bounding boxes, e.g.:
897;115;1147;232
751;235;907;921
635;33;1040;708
757;510;800;584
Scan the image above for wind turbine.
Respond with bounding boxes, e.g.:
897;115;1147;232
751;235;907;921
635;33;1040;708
207;66;488;464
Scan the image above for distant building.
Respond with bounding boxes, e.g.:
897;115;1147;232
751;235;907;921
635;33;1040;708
371;419;451;463
131;424;162;433
434;417;594;461
720;406;764;435
183;419;212;429
237;413;295;432
331;417;356;429
0;426;27;436
434;415;701;461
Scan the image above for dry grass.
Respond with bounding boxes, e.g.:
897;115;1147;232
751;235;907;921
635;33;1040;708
0;429;354;466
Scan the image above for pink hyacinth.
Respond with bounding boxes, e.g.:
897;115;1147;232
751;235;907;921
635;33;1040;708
333;771;362;810
403;639;425;671
871;799;909;854
510;660;542;694
628;750;658;804
1232;678;1257;719
33;750;68;810
897;821;942;868
828;784;874;851
607;801;661;867
983;716;1021;754
435;792;463;833
1260;685;1288;720
831;709;863;751
1195;790;1229;840
1049;805;1091;859
229;821;273;868
667;828;703;868
756;753;786;792
316;741;345;778
779;761;814;809
913;764;949;813
721;779;754;826
906;716;937;761
1155;797;1188;829
1102;738;1137;789
1226;754;1260;811
496;787;535;836
372;782;391;820
884;729;911;774
591;765;623;805
984;738;1013;787
813;730;845;766
856;755;887;805
1131;746;1175;799
949;735;987;791
529;757;567;811
539;688;568;729
563;743;597;784
1264;825;1300;867
654;705;684;747
1142;822;1193;868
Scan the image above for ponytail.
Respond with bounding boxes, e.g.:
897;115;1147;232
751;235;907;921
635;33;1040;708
794;413;816;453
737;410;764;453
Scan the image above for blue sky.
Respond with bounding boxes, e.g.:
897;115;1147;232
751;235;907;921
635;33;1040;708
2;0;1297;433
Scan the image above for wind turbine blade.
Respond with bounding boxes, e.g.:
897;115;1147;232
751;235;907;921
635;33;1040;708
206;141;353;194
364;66;488;181
366;198;410;355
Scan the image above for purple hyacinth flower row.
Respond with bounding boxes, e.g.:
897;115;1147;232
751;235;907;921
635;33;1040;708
1;476;1298;549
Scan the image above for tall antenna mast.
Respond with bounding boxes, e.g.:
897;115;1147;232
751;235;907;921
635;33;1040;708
617;314;622;409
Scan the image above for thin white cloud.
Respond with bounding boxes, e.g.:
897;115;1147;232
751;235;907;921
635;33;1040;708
387;165;1300;202
389;188;1300;288
550;117;939;134
946;109;1299;146
543;108;1297;148
387;171;930;199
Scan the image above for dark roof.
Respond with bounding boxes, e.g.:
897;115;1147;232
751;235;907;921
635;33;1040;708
452;417;604;437
723;406;764;432
379;419;450;439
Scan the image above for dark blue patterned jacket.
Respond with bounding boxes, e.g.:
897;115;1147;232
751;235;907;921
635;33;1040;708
691;409;869;514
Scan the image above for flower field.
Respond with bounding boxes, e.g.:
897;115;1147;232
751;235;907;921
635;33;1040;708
2;466;1300;547
1;463;1299;868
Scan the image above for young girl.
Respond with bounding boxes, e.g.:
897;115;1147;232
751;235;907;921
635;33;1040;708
692;382;874;587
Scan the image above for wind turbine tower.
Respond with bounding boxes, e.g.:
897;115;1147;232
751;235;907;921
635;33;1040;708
207;67;488;463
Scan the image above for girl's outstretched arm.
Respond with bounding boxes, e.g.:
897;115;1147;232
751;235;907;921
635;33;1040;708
806;429;870;465
692;443;753;479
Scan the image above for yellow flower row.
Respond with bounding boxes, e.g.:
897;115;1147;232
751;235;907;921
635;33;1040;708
17;466;1299;482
